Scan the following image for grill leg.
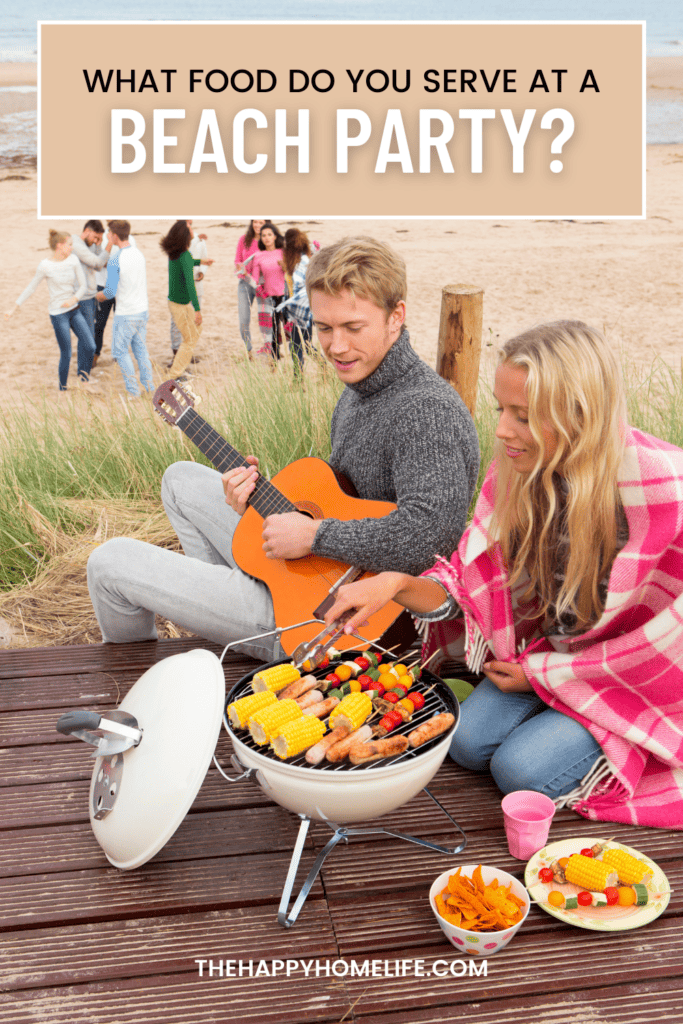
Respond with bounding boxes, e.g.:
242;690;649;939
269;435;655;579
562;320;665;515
277;815;347;928
334;787;467;855
276;791;467;928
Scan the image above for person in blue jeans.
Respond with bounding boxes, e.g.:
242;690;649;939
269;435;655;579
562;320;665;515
5;229;95;390
71;219;111;343
321;321;647;804
97;220;153;398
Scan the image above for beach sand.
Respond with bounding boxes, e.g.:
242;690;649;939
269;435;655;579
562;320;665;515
648;55;683;100
0;57;682;405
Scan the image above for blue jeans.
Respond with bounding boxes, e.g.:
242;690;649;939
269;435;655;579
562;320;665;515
49;306;96;389
78;297;96;338
111;312;153;396
449;677;602;798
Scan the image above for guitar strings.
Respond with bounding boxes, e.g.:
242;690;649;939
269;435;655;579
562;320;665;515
180;410;343;589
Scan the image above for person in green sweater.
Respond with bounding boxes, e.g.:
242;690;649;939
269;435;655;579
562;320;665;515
160;220;213;377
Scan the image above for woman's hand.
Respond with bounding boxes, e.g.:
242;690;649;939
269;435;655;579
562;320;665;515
194;310;202;326
61;297;74;308
222;456;259;516
483;660;533;692
324;573;409;634
201;258;214;266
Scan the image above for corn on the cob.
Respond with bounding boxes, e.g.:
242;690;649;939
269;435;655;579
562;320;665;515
249;699;302;745
601;848;653;885
227;690;277;730
271;717;326;759
251;663;301;693
564;854;618;891
329;691;372;732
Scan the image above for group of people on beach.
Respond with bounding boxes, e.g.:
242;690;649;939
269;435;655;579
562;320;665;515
234;218;320;368
5;216;321;396
85;234;683;830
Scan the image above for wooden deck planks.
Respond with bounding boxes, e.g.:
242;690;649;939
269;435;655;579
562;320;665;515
1;637;682;1024
0;969;351;1024
353;978;683;1024
0;904;338;992
0;851;325;932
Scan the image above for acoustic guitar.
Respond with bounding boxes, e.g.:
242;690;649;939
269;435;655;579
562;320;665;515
153;380;402;655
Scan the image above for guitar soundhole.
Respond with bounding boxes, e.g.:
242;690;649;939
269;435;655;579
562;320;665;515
295;501;323;520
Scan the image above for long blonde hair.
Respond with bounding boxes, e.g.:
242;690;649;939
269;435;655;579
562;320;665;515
492;320;627;632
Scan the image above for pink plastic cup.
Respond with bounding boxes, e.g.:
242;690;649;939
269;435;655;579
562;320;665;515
501;790;556;860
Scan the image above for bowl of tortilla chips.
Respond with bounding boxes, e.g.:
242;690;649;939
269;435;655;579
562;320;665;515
429;864;530;955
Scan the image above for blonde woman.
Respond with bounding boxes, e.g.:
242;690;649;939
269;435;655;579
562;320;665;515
324;321;683;829
5;229;95;390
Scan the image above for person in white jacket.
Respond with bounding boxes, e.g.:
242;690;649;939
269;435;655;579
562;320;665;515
5;229;95;390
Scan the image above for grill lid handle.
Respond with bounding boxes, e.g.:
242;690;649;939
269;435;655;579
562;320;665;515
56;709;143;757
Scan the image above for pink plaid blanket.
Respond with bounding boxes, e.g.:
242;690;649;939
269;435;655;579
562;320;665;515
423;428;683;828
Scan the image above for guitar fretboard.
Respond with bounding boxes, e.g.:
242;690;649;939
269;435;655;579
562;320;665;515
179;407;297;519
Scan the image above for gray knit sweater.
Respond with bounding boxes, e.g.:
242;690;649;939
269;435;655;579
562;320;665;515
311;330;480;576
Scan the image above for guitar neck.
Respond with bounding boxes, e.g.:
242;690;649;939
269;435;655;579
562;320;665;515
178;407;297;519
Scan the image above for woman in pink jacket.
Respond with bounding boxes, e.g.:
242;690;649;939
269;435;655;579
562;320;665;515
234;218;266;359
322;320;683;830
248;223;285;360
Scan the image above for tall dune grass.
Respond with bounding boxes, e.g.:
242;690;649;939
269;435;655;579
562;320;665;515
0;364;341;592
1;356;681;646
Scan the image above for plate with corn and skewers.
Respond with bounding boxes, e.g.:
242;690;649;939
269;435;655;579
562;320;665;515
524;837;671;931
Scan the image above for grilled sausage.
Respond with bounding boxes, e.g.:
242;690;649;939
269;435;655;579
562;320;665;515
348;735;409;764
279;674;319;701
305;725;351;765
295;689;324;709
408;712;455;748
325;725;373;763
302;696;339;718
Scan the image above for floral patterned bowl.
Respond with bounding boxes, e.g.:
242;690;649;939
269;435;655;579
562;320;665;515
429;864;530;955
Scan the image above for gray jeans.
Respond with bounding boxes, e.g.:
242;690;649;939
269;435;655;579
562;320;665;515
87;462;284;661
237;277;264;351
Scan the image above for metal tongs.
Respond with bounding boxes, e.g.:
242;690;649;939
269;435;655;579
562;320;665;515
56;709;143;758
292;564;365;670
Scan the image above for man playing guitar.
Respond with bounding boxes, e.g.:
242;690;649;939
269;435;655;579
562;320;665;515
87;237;480;661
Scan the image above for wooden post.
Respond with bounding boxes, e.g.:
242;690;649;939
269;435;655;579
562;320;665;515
436;285;483;415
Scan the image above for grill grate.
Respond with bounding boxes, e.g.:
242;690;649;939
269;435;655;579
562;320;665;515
224;650;459;772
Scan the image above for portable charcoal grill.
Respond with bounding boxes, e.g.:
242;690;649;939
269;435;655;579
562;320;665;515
219;642;467;926
57;632;467;929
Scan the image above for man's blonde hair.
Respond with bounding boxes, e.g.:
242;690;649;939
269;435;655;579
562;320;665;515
306;236;407;317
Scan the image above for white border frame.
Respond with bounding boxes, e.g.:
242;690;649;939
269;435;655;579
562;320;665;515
37;19;647;220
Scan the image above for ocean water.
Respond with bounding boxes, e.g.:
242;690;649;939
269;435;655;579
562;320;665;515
1;1;681;164
2;0;682;62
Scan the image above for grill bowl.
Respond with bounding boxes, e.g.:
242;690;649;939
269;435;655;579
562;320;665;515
224;652;459;823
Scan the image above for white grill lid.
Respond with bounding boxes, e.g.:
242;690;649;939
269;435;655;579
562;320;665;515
89;649;225;869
